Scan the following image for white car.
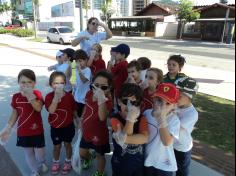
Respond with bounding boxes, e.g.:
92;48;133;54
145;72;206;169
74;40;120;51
47;26;77;45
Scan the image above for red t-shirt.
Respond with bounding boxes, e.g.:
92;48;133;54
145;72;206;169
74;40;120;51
82;91;113;146
91;57;106;76
11;90;44;137
111;60;128;97
45;92;76;128
141;88;155;113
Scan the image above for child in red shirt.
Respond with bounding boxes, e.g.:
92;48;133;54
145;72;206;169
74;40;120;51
0;69;47;176
107;43;130;98
141;68;163;113
126;60;143;85
79;70;113;176
45;71;77;175
87;43;106;76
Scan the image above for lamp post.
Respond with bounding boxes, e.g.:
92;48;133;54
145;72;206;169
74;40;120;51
79;0;83;31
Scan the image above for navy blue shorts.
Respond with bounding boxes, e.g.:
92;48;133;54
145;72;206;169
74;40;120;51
80;137;110;156
76;102;85;117
144;166;173;176
51;123;75;145
17;134;45;148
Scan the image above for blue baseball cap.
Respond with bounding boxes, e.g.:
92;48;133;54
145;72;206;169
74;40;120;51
111;43;130;58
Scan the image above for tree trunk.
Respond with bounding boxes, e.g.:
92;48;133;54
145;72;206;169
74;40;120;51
33;2;37;39
176;20;185;39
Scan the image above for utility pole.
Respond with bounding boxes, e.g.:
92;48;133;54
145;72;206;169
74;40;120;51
221;7;230;43
80;0;83;31
32;1;37;39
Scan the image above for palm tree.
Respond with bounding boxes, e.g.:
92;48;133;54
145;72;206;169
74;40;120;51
101;0;113;23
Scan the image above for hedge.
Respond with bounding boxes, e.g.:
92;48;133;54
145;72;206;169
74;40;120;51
0;28;34;37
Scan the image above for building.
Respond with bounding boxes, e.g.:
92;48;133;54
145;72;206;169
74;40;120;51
133;0;151;15
183;3;235;42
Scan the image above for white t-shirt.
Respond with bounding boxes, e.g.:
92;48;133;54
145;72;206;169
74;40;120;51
74;67;91;104
174;105;198;152
77;30;107;56
144;109;180;172
56;62;72;92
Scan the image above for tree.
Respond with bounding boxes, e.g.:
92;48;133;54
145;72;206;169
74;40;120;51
32;0;39;39
176;0;200;39
0;2;11;15
157;0;179;5
100;0;115;24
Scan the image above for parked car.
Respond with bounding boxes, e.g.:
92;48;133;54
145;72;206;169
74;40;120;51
4;24;22;30
47;26;77;45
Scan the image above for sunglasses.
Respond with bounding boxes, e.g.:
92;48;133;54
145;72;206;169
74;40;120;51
121;99;141;107
91;84;109;91
91;22;99;26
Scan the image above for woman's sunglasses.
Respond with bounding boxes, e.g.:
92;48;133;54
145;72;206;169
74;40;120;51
91;84;109;91
121;99;141;107
91;22;99;26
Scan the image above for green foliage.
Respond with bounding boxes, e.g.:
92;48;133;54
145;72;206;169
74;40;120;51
0;2;11;14
0;28;34;37
178;0;200;22
100;0;115;23
158;0;179;5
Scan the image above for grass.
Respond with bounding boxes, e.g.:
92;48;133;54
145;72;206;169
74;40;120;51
192;93;235;154
28;37;44;42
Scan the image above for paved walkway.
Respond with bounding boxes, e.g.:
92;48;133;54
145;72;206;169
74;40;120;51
0;34;234;176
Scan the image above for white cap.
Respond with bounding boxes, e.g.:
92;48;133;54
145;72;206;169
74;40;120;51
56;51;64;57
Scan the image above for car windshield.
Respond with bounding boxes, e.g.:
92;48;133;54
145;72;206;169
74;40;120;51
58;27;72;33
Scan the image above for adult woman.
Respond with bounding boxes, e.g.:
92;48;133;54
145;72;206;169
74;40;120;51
72;17;113;56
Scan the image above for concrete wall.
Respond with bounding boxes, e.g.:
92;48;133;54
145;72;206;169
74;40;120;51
155;22;178;38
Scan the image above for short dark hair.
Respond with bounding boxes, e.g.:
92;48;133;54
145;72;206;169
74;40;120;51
119;83;143;105
168;55;186;69
148;68;164;83
49;71;66;86
137;57;151;70
92;70;113;87
74;49;89;61
18;69;36;83
127;60;141;71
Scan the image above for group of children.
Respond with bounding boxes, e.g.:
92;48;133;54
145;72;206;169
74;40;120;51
0;42;199;176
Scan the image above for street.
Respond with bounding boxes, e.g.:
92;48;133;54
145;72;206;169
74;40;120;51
0;34;234;176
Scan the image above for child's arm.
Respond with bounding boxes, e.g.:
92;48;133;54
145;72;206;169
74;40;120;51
0;109;18;144
125;132;149;145
30;99;43;112
87;50;96;67
159;127;174;146
22;88;43;112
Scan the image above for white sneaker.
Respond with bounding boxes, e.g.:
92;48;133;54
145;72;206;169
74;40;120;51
39;163;48;174
30;171;40;176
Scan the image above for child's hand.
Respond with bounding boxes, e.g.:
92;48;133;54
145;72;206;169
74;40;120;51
127;75;136;84
112;124;127;149
53;84;64;103
48;65;55;71
76;63;82;72
90;50;97;59
93;86;108;105
153;103;175;128
21;87;36;102
126;100;140;123
0;124;12;145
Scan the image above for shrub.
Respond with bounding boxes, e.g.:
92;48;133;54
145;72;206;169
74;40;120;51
0;28;34;37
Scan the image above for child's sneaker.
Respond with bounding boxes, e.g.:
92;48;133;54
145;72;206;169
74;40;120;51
51;162;60;175
39;163;48;174
82;157;93;170
92;171;105;176
61;161;72;175
30;171;40;176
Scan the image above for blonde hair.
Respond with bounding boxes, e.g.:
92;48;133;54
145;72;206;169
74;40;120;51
92;43;102;54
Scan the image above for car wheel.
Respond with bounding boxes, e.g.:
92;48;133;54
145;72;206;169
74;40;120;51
47;37;51;43
59;38;65;45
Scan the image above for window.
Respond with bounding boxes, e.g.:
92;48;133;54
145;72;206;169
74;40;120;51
58;27;72;33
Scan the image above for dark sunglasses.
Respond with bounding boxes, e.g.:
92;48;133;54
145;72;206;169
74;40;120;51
91;22;99;26
121;99;141;107
91;84;109;91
